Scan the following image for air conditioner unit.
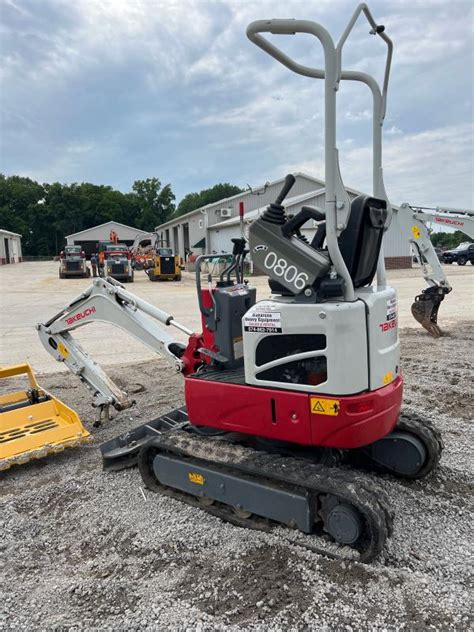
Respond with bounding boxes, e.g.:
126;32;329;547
219;208;232;218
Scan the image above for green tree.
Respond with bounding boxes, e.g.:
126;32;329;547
0;174;176;255
431;230;470;249
176;183;243;217
132;177;175;230
0;174;46;254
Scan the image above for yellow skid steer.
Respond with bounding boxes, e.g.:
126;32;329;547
0;363;89;471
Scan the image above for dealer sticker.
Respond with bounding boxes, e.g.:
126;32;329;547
244;311;282;333
386;297;397;321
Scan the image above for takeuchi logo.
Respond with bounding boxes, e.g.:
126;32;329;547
65;306;96;326
435;216;464;227
379;318;397;332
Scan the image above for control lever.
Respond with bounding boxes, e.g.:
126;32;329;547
231;238;246;255
282;206;325;238
262;174;296;226
228;239;246;284
275;174;296;205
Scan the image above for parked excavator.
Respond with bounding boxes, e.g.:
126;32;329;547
130;232;157;271
35;4;445;563
397;204;474;336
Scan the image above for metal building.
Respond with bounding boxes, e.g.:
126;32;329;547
0;229;22;265
209;188;410;270
66;221;149;257
156;174;411;269
155;173;323;258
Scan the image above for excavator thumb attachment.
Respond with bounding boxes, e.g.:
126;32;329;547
411;286;450;338
0;363;90;471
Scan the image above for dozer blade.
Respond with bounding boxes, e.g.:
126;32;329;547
411;286;450;338
0;363;90;472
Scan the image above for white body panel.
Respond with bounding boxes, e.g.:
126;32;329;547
243;298;368;395
357;287;400;390
243;287;400;396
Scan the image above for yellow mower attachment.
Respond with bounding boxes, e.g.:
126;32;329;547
0;363;90;471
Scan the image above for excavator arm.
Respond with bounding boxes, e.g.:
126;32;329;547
399;203;474;336
37;277;192;419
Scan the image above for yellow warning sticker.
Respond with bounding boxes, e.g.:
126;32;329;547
411;225;421;239
310;397;340;416
58;342;69;359
383;371;394;385
188;472;205;485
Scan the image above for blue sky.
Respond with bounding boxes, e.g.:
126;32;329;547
1;0;473;209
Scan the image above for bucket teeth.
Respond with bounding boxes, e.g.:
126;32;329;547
411;287;449;337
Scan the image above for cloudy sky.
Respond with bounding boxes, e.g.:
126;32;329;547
1;0;473;208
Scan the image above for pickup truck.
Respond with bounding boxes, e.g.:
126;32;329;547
441;242;474;265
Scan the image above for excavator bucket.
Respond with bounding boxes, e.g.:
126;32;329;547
0;363;90;472
411;286;449;338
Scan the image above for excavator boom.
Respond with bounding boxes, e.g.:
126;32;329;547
37;277;191;418
399;203;474;336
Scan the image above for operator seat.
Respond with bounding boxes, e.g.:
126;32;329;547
338;194;388;288
268;194;387;296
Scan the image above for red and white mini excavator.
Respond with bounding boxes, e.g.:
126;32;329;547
38;4;443;562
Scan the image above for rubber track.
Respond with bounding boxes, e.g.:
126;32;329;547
138;430;394;563
396;411;444;479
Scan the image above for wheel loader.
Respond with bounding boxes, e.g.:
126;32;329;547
36;4;444;563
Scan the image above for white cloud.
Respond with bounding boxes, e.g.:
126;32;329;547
0;0;472;207
278;123;473;209
386;125;402;135
345;109;372;122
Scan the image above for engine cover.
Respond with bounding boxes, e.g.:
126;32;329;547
242;286;400;396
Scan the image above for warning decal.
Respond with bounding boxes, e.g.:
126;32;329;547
310;397;340;416
244;311;282;334
58;342;69;359
411;225;421;240
383;371;394;385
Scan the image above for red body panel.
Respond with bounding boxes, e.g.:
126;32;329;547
200;289;217;352
185;376;403;449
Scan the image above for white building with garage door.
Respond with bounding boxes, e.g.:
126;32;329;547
209;186;411;270
0;229;22;265
155;174;323;259
155;173;411;269
66;221;149;257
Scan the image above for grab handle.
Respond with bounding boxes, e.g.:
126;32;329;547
246;19;332;82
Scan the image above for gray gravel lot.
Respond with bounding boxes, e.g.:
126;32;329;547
1;323;473;630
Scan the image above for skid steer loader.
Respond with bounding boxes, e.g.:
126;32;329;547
0;363;90;471
37;4;443;563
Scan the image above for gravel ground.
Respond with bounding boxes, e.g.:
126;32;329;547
1;324;473;630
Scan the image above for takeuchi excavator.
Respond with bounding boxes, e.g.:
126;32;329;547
37;4;444;563
399;204;474;336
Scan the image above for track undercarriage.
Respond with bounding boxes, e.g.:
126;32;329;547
101;409;442;563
